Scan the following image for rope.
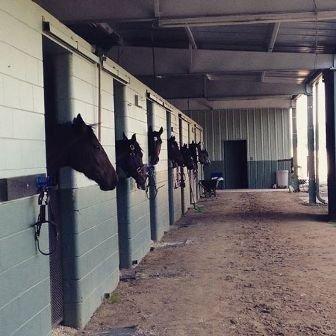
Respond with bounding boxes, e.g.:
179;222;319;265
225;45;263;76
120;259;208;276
145;165;165;200
32;187;59;256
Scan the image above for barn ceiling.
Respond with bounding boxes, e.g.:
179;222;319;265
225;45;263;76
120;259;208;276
34;0;336;105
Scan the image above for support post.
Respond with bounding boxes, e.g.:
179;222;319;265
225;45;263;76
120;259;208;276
307;84;317;204
323;70;336;219
291;99;298;176
315;80;327;204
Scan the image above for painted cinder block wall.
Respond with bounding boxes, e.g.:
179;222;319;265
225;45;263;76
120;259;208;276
168;109;183;223
195;126;204;200
114;79;151;268
0;1;52;336
0;0;204;334
187;108;291;188
148;102;169;241
56;54;119;328
0;0;120;333
180;117;191;213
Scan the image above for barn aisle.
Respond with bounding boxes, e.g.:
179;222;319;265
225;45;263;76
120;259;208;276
81;192;336;336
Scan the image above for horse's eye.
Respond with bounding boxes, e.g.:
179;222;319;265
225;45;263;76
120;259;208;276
95;145;100;150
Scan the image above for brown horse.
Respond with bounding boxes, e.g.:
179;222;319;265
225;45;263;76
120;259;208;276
47;114;118;191
116;133;147;190
167;136;184;168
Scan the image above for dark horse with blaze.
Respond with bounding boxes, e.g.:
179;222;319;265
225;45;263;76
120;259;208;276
148;126;163;165
116;133;147;190
47;114;118;191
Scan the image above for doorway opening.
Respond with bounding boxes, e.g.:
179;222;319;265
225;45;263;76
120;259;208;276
43;37;70;326
223;140;248;189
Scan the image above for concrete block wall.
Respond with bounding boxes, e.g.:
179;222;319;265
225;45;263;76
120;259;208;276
195;126;203;200
170;110;182;222
149;103;169;241
189;125;198;204
58;55;119;328
180;118;191;214
0;1;52;336
0;2;45;179
0;1;203;334
115;81;151;268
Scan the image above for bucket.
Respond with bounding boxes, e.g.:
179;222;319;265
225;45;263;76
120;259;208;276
276;170;289;188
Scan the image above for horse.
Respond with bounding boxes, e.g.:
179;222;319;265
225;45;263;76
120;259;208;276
196;142;211;165
167;136;184;168
148;126;163;165
47;114;118;191
116;133;147;190
181;144;196;171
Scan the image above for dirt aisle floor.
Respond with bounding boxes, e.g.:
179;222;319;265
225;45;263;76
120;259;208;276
81;191;336;336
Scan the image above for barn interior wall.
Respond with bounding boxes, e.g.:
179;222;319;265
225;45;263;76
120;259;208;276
58;54;119;328
148;102;169;241
114;81;151;268
187;108;291;188
170;109;183;222
0;2;52;336
0;0;203;334
180;118;191;212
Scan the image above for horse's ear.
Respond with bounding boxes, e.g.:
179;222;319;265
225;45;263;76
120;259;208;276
131;133;137;141
122;132;128;140
198;141;201;146
73;114;87;133
159;127;163;134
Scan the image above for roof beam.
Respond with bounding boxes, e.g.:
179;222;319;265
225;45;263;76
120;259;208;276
185;26;197;49
108;46;333;75
170;97;292;110
158;10;336;28
261;22;280;82
267;23;280;52
34;1;336;24
140;76;305;99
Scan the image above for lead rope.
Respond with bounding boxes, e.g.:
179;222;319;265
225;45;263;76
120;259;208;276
33;184;59;256
145;165;165;200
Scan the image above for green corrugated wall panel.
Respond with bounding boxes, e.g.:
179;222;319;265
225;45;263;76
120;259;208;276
186;108;291;189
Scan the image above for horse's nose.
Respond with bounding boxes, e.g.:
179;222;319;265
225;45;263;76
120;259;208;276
99;166;118;191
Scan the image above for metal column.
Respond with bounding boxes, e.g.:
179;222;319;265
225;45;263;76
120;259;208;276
307;84;317;204
315;80;327;204
291;99;298;176
323;70;336;220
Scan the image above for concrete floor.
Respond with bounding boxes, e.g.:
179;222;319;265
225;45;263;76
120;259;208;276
75;191;336;336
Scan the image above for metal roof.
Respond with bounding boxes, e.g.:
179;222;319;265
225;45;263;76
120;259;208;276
34;0;336;103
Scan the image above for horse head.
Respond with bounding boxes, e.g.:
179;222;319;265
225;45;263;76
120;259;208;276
196;142;211;165
116;133;147;190
168;136;184;167
148;126;163;165
181;144;195;170
48;114;118;191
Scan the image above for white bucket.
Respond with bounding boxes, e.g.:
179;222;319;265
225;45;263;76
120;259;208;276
276;170;289;188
